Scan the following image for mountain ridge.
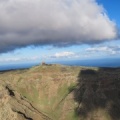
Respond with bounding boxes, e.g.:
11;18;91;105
0;64;120;120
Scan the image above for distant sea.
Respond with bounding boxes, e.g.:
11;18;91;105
0;58;120;71
56;58;120;68
0;63;38;71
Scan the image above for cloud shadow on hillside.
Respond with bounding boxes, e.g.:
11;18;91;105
73;68;120;120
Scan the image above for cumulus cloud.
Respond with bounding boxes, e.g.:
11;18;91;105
86;45;120;55
49;51;76;58
0;0;118;53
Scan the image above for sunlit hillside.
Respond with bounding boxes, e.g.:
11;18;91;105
0;64;120;120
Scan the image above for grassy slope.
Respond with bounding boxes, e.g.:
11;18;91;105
0;64;120;120
0;64;80;120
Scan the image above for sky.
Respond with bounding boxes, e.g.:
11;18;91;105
0;0;120;64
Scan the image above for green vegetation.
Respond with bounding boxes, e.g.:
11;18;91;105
68;83;77;92
0;64;120;120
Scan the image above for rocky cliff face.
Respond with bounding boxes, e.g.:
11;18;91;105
0;84;53;120
0;65;120;120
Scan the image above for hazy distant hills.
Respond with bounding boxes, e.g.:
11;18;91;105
0;64;120;120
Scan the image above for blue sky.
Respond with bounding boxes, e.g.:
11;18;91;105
0;0;120;64
97;0;120;26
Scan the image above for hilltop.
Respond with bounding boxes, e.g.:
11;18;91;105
0;64;120;120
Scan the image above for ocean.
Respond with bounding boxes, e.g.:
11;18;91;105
0;63;38;71
56;58;120;68
0;58;120;71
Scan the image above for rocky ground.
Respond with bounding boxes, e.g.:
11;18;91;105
0;64;120;120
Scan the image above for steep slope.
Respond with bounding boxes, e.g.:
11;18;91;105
0;64;120;120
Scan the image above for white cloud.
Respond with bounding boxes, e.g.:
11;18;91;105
50;51;76;58
0;0;118;53
86;45;120;55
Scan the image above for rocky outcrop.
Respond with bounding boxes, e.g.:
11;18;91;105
0;85;17;120
0;85;53;120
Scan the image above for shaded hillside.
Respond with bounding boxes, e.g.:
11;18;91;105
74;68;120;120
0;64;120;120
